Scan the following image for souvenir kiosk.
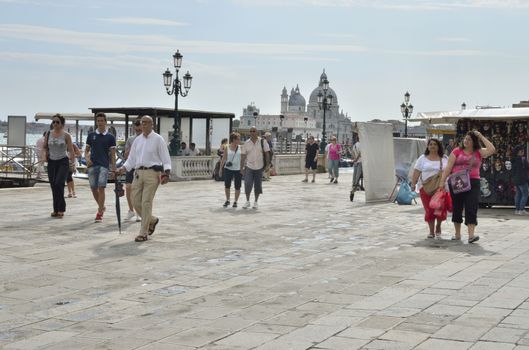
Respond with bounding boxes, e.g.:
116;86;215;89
412;108;529;207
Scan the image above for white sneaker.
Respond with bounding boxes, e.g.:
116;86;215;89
126;210;135;220
521;210;529;215
252;202;258;210
515;210;521;215
243;201;251;209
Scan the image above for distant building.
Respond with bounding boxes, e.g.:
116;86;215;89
513;100;529;108
239;70;353;144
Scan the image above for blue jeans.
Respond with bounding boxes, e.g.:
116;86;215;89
328;159;339;178
88;165;109;189
515;183;529;211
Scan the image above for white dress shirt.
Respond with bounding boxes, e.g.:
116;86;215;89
123;131;172;172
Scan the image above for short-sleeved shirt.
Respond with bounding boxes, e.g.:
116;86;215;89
241;137;270;170
452;148;482;180
414;155;448;189
306;143;319;161
86;130;116;168
327;143;342;161
125;134;138;152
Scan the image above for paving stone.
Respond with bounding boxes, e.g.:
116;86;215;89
433;324;492;342
314;336;369;349
414;338;473;350
469;341;515;350
214;331;279;348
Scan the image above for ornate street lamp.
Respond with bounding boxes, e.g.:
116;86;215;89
163;50;193;156
400;91;413;138
253;111;258;131
318;78;333;154
303;116;308;140
461;102;467;110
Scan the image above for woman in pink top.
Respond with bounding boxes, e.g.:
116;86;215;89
326;136;342;184
439;131;495;243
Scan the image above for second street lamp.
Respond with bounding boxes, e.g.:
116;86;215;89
318;78;333;154
400;91;413;138
163;49;193;156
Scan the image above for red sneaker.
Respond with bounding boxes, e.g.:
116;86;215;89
95;211;103;223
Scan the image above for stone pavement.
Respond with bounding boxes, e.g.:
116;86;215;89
1;170;529;350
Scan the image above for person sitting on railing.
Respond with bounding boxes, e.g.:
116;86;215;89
188;142;201;156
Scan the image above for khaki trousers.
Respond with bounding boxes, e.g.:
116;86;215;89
132;169;160;235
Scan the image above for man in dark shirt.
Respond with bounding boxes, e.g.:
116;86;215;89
302;136;319;183
85;112;116;222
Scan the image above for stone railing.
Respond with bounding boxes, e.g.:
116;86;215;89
273;154;304;175
171;156;217;181
170;153;325;181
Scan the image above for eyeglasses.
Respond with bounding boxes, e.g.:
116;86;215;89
52;120;61;125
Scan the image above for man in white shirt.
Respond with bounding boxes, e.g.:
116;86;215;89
240;127;270;209
117;115;171;242
188;142;201;156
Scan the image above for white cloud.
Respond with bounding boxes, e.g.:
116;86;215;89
438;37;471;42
0;24;368;56
232;0;529;10
96;17;188;27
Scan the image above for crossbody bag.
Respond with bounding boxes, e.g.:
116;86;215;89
449;152;475;194
421;158;443;196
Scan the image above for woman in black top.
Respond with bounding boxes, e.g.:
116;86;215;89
302;136;319;183
512;145;529;215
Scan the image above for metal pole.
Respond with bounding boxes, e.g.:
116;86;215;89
169;71;181;156
320;101;327;154
404;109;408;138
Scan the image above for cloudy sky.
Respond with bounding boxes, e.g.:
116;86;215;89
0;0;528;122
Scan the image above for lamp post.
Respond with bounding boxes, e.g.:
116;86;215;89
303;116;308;140
279;114;284;153
163;50;193;156
461;102;467;110
400;91;413;138
253;111;258;133
318;78;333;154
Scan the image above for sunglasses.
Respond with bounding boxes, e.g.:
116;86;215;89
52;120;61;125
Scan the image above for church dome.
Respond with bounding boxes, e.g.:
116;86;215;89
288;84;306;107
309;69;338;105
309;87;338;105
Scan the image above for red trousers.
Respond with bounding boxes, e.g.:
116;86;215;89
419;188;447;222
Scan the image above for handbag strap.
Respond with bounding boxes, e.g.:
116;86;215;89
229;145;238;162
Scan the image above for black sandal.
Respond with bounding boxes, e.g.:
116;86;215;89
148;218;159;236
469;236;480;244
135;235;148;242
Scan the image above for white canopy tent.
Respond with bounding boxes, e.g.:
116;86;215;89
410;107;529;124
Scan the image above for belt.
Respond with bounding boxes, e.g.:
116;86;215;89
137;165;163;172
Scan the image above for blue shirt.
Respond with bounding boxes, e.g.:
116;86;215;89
86;130;116;168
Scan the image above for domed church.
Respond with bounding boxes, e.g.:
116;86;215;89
280;70;352;143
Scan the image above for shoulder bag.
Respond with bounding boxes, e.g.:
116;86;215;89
449;152;475;194
421;158;443;196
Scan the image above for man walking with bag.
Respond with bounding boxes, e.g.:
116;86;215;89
241;127;270;210
117;116;171;242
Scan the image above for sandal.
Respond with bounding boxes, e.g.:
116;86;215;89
469;236;480;244
427;233;435;239
72;192;77;198
50;212;59;217
148;218;159;236
451;235;461;241
134;235;148;242
57;212;64;218
435;232;442;239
